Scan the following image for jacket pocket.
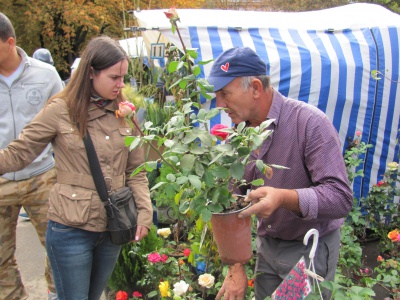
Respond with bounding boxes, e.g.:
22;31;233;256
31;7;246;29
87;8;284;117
112;127;133;154
59;124;85;150
58;184;93;226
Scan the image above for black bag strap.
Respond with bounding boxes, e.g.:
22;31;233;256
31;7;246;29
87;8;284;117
82;131;109;203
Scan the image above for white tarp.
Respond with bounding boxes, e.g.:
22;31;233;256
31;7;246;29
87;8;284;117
118;37;147;57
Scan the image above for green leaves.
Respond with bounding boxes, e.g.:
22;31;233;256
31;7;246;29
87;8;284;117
124;45;286;222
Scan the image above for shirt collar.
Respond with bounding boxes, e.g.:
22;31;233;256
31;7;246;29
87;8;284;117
267;89;285;127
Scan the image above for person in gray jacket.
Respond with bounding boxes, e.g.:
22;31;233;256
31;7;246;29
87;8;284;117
0;12;63;300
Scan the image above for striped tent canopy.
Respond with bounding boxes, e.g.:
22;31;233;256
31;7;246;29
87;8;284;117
135;3;400;198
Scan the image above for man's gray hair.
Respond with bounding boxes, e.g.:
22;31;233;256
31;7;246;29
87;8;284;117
241;75;270;91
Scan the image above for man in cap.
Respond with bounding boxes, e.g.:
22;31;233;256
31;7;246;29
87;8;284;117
0;12;63;300
208;47;353;300
33;48;54;65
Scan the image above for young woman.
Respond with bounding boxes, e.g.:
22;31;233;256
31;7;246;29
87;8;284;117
0;36;153;300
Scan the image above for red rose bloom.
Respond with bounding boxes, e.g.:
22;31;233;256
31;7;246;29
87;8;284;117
116;290;128;300
211;124;229;140
160;253;168;263
183;248;191;257
376;180;385;187
132;291;143;298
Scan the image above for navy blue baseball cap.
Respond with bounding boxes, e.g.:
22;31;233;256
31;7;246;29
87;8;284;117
208;47;267;92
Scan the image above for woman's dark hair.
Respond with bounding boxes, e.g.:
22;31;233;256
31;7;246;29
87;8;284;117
54;35;129;137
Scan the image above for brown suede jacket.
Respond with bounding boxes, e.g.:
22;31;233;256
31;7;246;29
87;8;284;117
0;98;153;231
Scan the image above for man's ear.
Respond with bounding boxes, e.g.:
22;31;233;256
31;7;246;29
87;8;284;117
7;37;15;48
251;78;263;98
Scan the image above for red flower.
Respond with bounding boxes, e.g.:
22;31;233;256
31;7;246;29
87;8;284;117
211;124;229;140
377;255;384;262
160;253;168;263
148;252;161;263
116;290;128;300
132;291;142;298
183;248;191;257
248;278;254;287
376;180;386;187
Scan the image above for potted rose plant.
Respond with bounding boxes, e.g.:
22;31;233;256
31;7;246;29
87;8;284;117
122;7;285;222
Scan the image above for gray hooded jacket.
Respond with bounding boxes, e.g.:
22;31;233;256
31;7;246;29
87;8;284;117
0;47;63;180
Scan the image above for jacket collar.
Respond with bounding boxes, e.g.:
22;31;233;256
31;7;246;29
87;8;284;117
87;100;119;121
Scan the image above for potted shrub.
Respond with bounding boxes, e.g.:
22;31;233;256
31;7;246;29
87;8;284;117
117;7;287;267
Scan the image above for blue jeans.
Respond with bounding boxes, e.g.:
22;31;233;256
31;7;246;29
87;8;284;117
46;220;121;300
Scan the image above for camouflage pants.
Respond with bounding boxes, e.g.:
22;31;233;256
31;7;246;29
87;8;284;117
0;168;57;300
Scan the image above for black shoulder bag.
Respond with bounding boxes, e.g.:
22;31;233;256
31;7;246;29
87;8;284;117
82;131;137;245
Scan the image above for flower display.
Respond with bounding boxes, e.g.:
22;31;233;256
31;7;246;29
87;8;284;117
173;280;189;296
115;290;129;300
210;124;229;141
115;101;135;118
157;227;172;238
198;273;215;289
159;281;171;298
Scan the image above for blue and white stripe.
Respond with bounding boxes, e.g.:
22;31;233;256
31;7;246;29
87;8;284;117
137;4;400;199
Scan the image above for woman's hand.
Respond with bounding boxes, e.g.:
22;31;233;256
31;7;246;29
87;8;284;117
133;225;149;242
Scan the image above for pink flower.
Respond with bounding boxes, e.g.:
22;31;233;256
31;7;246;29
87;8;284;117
164;7;179;22
148;252;161;263
183;248;191;257
132;291;142;298
160;254;168;263
376;180;386;187
211;124;229;140
115;101;135;118
377;255;384;262
356;131;362;137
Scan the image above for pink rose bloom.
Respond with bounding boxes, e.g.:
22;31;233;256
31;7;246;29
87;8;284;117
164;7;179;21
148;252;161;263
211;124;229;140
132;291;142;298
115;101;135;118
183;248;191;257
356;131;362;137
160;254;168;263
376;180;385;187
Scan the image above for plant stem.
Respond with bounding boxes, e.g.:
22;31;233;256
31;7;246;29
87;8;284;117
130;116;179;172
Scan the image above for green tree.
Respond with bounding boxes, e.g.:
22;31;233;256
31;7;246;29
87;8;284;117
2;0;136;79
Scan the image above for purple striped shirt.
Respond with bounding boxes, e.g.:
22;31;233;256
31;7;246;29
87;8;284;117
241;89;353;240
